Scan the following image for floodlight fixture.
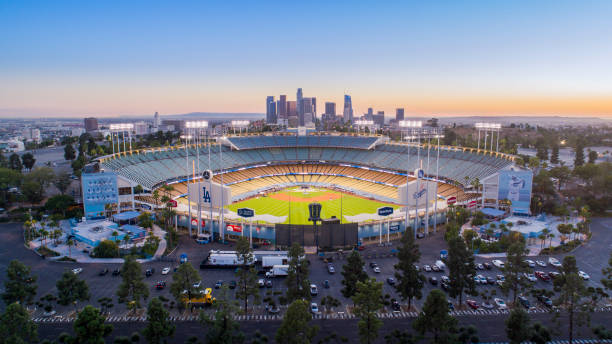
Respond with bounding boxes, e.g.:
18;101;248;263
231;120;250;127
185;120;209;128
355;120;374;126
399;120;423;128
180;135;193;139
109;123;134;131
475;122;501;130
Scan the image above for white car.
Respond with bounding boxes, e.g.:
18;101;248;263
72;268;83;275
578;271;590;280
524;260;536;268
476;263;484;270
373;266;381;273
193;281;202;288
424;265;432;272
523;273;537;282
475;274;487;284
258;279;265;287
536;260;547;267
161;267;170;275
548;257;562;267
310;284;318;296
310;302;319;314
492;260;505;268
494;298;507;310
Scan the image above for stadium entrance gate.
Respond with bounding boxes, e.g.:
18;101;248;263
275;223;358;249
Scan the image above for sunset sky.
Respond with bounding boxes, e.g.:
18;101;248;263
1;1;611;118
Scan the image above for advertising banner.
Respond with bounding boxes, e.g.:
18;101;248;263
497;170;533;215
226;224;242;233
187;181;232;208
397;180;437;206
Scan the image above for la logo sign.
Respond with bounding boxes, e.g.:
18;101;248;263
202;186;211;203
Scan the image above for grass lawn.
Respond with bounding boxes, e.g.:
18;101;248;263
227;187;399;225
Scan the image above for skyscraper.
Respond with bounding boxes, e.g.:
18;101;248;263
84;117;98;132
278;95;287;120
343;95;353;123
396;108;405;121
302;98;314;126
154;111;160;127
311;97;317;120
324;102;336;116
266;96;277;124
296;88;303;125
287;101;297;116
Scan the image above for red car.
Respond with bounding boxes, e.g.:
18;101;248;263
466;300;479;310
155;281;166;290
535;271;550;282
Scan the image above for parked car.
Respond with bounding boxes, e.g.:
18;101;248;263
475;275;487;284
441;282;450;291
266;280;273;288
193;281;202;289
155;281;166;290
440;276;450;284
310;303;319;314
486;276;496;285
492;260;505;268
535;271;550;282
523;273;537;282
215;280;223;289
494;298;507;310
578;271;590;280
414;264;420;272
548;257;562;268
387;277;396;286
112;268;121;276
424;265;432;272
310;284;318;296
323;280;330;289
429;276;438;285
161;267;170;275
447;301;455;311
483;262;492;270
466;300;479;310
369;262;378;268
391;299;401;311
476;263;484;270
258;279;265;288
481;301;494;309
327;264;335;274
524;259;536;268
229;280;237;289
537;294;553;308
432;265;440;272
373;266;381;273
99;268;109;276
72;268;83;275
518;295;531;309
548;272;561;279
145;268;155;277
536;260;547;267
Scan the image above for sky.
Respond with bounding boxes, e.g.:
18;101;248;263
1;0;611;118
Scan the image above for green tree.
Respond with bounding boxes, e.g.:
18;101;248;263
602;252;612;291
550;144;559;164
142;297;175;344
2;260;38;305
341;250;368;298
393;228;425;309
502;242;531;304
0;302;38;344
413;289;457;344
447;235;476;305
588;150;598;164
65;143;76;161
285;243;310;302
45;194;75;217
93;240;119;258
0;167;22;204
554;255;593;344
235;237;260;314
117;255;149;309
21;153;36;171
530;323;552;344
505;308;531;344
22;167;55;203
56;270;90;311
54;172;72;195
201;284;244;344
170;262;200;308
275;300;319;344
352;278;384;344
9;153;22;171
71;305;113;344
138;211;154;230
550;166;571;191
574;140;585;167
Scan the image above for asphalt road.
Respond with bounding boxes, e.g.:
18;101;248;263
1;217;612;342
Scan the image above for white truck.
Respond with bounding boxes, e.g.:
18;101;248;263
261;255;289;268
435;260;446;271
200;250;257;269
265;265;289;278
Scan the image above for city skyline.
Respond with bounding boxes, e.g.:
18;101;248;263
1;1;611;118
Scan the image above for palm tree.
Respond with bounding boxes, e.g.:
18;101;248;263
152;189;160;211
122;233;130;249
548;233;555;248
538;232;546;249
471;177;481;193
111;230;120;246
39;228;49;247
540;228;550;249
67;239;74;258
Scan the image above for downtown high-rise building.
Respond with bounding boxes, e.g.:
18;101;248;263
84;117;98;132
296;88;303;122
325;102;336;116
266;96;277;124
302;97;315;126
396;108;405;121
343;94;353;123
278;95;287;120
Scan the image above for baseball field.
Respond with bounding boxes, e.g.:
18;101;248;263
227;187;399;225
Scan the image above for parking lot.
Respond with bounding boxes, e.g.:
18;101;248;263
1;217;611;319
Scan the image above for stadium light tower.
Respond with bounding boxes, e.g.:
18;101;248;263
354;120;374;135
181;134;193;237
231;120;250;135
475;122;501;152
110;123;134;154
399;120;422;238
185;121;208;236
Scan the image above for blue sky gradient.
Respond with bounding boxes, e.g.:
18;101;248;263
1;1;611;117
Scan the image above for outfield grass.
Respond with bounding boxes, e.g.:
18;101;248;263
227;187;399;225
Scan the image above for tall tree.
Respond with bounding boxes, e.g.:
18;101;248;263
352;278;384;344
550;144;560;164
72;305;113;344
56;270;90;311
588;150;598;164
9;153;22;171
285;243;310;302
0;167;22;204
341;250;368;298
142;297;175;344
530;323;552;344
0;302;38;344
169;262;200;308
391;228;425;309
235;237;260;314
275;300;319;344
201;285;244;344
447;235;476;305
505;308;531;344
64;143;76;161
602;252;612;291
574;140;585;167
554;255;593;344
54;172;72;195
413;289;457;344
138;212;154;230
20;153;36;171
117;255;149;309
22;167;55;204
502;241;532;304
2;260;38;305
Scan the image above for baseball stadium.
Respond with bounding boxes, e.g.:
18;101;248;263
98;134;515;246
